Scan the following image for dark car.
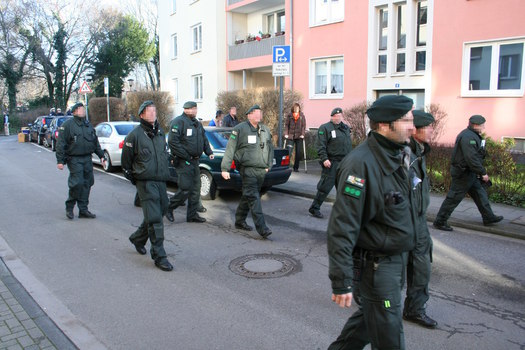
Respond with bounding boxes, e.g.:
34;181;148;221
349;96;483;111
28;116;55;145
43;116;72;150
168;127;292;200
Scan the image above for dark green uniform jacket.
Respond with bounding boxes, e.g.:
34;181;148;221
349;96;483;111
327;132;416;293
409;137;431;218
317;121;352;162
221;121;273;171
168;113;212;161
56;116;104;164
121;120;170;182
450;126;486;177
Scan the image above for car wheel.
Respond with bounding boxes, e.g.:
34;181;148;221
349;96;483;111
43;137;49;148
200;169;216;200
37;134;43;145
51;139;56;151
260;186;271;196
103;151;114;172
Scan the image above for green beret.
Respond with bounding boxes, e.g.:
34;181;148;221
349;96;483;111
246;104;261;115
367;95;413;122
413;110;435;128
183;101;197;109
70;102;84;114
138;100;155;116
469;114;486;125
331;107;343;116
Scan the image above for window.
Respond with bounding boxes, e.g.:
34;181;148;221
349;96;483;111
171;34;178;59
377;7;388;74
172;78;178;103
395;4;407;73
415;0;427;71
311;57;344;98
192;74;203;100
310;0;344;26
191;24;202;52
266;10;285;34
171;0;176;13
463;38;524;96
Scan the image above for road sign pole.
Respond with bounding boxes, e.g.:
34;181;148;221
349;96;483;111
85;93;89;122
278;76;283;148
104;77;110;122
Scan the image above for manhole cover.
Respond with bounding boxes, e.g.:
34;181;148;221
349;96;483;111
229;254;300;279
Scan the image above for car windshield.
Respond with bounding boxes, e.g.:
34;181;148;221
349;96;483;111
206;130;231;149
115;124;136;135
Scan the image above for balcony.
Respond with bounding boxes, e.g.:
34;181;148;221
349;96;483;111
228;0;284;13
229;34;285;61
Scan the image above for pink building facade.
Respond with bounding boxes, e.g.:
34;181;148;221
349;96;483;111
225;0;525;146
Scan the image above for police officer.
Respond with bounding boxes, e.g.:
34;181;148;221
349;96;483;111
308;107;352;218
403;110;438;328
433;115;503;231
221;105;273;238
121;101;173;272
56;102;105;219
166;101;214;223
327;95;416;350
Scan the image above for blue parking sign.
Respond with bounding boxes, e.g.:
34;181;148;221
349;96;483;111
273;46;290;63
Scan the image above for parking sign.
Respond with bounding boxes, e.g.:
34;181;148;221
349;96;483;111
273;45;291;77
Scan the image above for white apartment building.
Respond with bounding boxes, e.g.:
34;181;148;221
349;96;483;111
158;0;227;120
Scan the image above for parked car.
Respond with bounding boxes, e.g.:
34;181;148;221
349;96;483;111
92;121;139;172
28;116;55;145
168;127;292;200
43;115;72;150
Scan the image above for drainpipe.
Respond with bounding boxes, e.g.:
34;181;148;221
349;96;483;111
243;69;246;89
289;0;293;90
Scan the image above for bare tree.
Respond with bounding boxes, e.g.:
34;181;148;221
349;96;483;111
427;103;448;145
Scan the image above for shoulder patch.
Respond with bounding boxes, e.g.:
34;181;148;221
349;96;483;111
345;175;365;188
469;140;476;145
230;135;236;140
318;131;324;135
343;185;363;199
125;142;133;147
232;130;238;135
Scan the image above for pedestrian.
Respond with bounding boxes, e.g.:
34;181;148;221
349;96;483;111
56;102;106;219
223;106;239;127
284;103;306;172
50;108;56;116
403;110;438;328
308;107;352;218
221;104;273;238
166;101;214;223
208;110;223;127
121;101;173;272
56;108;64;116
327;95;416;350
433;115;503;231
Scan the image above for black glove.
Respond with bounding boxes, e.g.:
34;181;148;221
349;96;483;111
123;169;136;185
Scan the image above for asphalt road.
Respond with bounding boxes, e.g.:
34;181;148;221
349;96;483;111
1;136;524;350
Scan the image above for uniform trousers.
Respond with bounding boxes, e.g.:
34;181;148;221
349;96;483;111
310;160;339;211
66;155;94;212
169;159;201;220
235;167;267;234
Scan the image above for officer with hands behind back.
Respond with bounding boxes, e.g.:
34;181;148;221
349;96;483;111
121;101;173;272
221;105;273;239
166;101;214;223
56;102;105;220
327;95;416;350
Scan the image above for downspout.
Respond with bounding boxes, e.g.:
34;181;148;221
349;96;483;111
289;0;293;90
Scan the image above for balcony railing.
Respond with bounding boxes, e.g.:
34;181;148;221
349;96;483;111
229;35;285;61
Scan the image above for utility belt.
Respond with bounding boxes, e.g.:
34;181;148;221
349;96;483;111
189;156;201;160
352;247;391;282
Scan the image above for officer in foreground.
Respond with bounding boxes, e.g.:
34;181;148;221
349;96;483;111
166;101;213;223
433;115;503;231
403;110;438;328
121;101;173;272
56;102;105;219
308;107;352;218
221;105;273;238
327;95;416;350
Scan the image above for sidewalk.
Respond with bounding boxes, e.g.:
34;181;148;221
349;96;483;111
272;160;525;241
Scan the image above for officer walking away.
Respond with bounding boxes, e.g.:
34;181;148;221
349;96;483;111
56;102;106;219
433;115;503;231
403;110;438;328
121;101;173;272
308;107;352;218
166;101;214;223
327;95;416;350
223;106;239;127
221;105;273;239
284;103;306;172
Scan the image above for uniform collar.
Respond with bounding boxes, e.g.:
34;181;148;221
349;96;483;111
73;116;86;125
369;132;405;176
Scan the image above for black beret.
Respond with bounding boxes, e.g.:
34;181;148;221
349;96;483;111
246;104;261;115
138;100;155;116
367;95;414;122
216;110;223;117
183;101;197;109
469;115;486;125
71;102;84;114
331;107;343;116
413;110;435;128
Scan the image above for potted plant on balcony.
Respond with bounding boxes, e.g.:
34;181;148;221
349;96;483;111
246;34;257;42
261;32;271;39
275;31;285;36
235;39;244;45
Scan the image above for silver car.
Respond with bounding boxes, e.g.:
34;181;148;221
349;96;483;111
92;121;139;172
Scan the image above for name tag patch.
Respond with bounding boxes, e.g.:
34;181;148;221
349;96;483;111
187;129;193;136
331;130;336;138
248;135;257;144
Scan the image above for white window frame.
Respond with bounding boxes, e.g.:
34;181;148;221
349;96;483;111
192;74;203;101
191;23;202;53
265;10;286;35
414;0;427;72
394;3;407;74
377;6;388;75
171;0;176;14
309;56;344;99
172;78;179;103
309;0;345;27
171;33;178;59
461;37;525;97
